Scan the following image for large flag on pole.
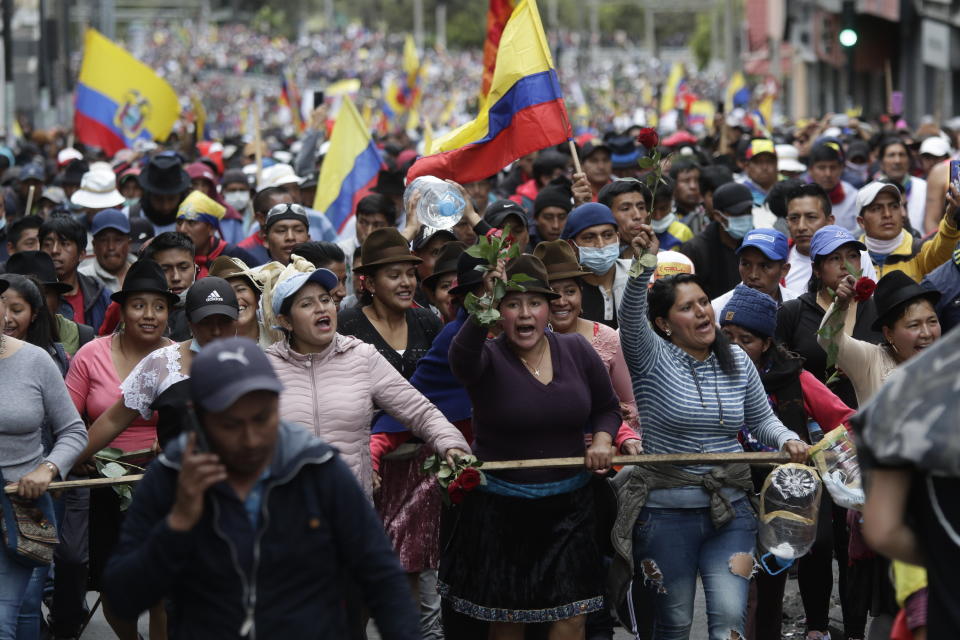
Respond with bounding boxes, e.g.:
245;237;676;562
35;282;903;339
74;29;180;156
481;0;519;98
313;97;383;234
407;0;571;184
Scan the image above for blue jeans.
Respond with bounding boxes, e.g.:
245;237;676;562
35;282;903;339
632;498;757;640
0;548;36;640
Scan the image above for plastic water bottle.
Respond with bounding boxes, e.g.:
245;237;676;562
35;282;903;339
807;420;824;444
758;463;822;560
404;176;465;230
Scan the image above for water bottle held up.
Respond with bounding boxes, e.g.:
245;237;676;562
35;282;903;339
405;176;465;230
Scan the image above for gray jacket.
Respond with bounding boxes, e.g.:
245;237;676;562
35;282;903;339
607;463;755;615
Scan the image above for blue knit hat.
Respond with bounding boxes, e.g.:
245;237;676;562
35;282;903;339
560;202;617;240
719;284;778;338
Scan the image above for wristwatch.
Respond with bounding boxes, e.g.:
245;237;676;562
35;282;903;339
42;461;59;478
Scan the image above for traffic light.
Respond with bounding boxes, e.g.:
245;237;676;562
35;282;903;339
839;0;857;48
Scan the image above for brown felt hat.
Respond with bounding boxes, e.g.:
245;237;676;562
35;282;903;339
533;240;591;282
422;241;466;290
505;254;560;300
208;255;263;293
354;227;422;275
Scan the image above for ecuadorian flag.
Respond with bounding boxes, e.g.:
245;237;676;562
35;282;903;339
313;97;383;234
75;29;180;156
406;0;571;184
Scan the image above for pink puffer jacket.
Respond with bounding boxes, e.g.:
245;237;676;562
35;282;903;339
265;334;470;496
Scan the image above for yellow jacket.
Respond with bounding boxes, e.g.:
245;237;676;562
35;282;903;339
863;215;960;282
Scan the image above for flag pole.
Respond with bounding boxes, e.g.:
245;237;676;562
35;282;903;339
568;139;582;175
4;474;145;494
253;100;263;189
482;451;792;471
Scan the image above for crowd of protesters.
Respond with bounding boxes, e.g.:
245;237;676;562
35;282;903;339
0;31;959;640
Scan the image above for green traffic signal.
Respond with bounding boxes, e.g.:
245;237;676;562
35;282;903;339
839;28;858;48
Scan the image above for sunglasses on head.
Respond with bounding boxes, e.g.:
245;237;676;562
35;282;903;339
265;202;307;221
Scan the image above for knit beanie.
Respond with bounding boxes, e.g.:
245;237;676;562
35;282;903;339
534;185;574;216
560;202;617;240
719;284;778;338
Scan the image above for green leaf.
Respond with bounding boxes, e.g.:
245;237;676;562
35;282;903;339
97;447;123;461
506;242;521;260
493;279;506;300
510;273;534;283
100;462;127;479
438;466;453;479
843;260;862;279
465;244;485;258
639;252;658;268
637;157;655;169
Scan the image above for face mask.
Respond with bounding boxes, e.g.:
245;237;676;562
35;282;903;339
124;198;139;209
846;161;868;175
577;242;620;276
721;213;754;240
650;213;676;235
224;191;251;211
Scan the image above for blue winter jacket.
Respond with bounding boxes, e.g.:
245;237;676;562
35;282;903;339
103;421;420;639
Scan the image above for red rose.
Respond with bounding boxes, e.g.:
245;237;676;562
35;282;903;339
447;480;467;504
457;467;482;491
636;127;660;150
853;277;877;302
485;228;503;240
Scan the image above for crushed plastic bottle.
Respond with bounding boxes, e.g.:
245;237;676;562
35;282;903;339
809;425;865;510
404;176;465;230
758;463;822;560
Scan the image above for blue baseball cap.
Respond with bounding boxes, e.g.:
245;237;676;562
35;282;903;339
560;202;618;240
90;208;131;236
737;228;788;261
271;269;339;318
190;337;283;412
18;163;45;183
809;225;867;262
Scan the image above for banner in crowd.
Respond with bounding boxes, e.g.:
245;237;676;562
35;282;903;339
74;29;180;155
406;0;571;184
313;97;383;233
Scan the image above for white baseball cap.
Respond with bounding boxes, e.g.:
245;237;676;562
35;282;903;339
856;181;902;211
70;170;125;209
919;136;951;158
775;144;807;174
258;163;303;191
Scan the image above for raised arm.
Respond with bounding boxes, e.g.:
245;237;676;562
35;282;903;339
618;226;664;380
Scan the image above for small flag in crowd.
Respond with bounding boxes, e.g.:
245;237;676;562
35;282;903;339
313;97;383;234
74;29;180;155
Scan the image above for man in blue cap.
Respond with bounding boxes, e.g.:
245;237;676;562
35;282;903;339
79;209;134;291
711;228;800;311
104;337;421;639
561;202;631;328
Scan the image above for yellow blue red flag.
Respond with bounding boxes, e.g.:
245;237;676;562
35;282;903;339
313;97;384;233
74;29;180;156
482;0;519;97
407;0;571;184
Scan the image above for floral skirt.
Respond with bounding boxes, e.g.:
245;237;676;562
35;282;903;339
375;446;442;573
438;481;604;623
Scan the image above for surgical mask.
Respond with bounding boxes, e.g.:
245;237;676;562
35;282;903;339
650;213;676;235
577;242;620;276
846;161;868;175
124;198;139;209
224;191;251;211
721;213;754;240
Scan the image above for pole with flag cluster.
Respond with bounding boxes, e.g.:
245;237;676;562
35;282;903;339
406;0;572;185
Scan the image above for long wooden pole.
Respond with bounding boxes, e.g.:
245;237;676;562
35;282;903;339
481;451;790;471
568;139;583;175
4;475;144;494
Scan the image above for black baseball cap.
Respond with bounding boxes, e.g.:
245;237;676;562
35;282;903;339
189;337;283;412
185;277;239;324
483;199;528;230
712;182;754;216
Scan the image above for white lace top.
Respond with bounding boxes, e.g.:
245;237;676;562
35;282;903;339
120;344;189;420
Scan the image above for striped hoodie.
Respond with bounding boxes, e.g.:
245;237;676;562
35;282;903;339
619;263;799;505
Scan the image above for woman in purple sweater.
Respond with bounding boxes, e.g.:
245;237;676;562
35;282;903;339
442;254;621;640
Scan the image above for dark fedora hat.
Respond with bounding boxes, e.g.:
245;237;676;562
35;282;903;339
533;240;591;282
138;154;190;196
111;259;180;306
423;242;466;290
505;255;560;300
4;251;71;294
448;250;488;297
354;228;422;275
871;270;941;332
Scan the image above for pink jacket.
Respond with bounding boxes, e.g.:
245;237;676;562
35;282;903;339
265;335;471;496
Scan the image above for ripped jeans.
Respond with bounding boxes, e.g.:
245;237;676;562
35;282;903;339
631;497;757;640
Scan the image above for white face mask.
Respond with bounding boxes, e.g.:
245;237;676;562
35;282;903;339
650;213;677;234
224;191;251;211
